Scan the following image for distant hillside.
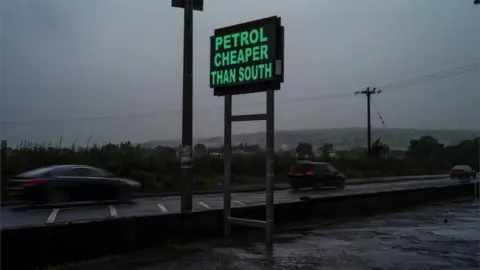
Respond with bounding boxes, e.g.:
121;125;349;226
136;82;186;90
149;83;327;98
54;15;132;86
141;127;479;150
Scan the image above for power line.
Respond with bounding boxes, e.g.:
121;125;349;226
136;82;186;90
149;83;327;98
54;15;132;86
380;63;479;92
371;97;387;129
0;93;357;126
1;63;478;126
366;63;479;131
381;63;477;89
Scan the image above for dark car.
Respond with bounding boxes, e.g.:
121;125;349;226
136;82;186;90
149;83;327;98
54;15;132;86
6;165;141;204
287;161;346;190
449;165;477;181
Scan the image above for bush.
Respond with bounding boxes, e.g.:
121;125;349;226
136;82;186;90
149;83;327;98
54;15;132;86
1;137;478;194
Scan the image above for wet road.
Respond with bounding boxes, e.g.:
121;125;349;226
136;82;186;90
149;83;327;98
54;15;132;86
0;177;465;229
60;199;480;270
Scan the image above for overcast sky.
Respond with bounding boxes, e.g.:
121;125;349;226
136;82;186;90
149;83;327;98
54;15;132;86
1;0;479;146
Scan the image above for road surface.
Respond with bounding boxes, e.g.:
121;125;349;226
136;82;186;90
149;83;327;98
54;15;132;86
56;199;480;270
0;177;468;229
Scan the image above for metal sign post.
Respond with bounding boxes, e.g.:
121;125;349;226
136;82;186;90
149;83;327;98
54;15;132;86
223;95;232;237
210;16;285;250
265;89;275;247
222;90;275;247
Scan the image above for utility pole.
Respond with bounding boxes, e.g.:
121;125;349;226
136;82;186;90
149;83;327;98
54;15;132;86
355;87;381;157
171;0;203;213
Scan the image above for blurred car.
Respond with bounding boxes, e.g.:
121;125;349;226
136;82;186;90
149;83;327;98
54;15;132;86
6;164;141;204
287;161;346;190
449;165;477;181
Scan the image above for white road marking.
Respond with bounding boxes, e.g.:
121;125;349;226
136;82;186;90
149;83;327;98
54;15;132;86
108;205;117;217
27;203;131;213
46;208;59;224
233;200;246;206
157;204;168;213
197;201;211;209
59;206;107;211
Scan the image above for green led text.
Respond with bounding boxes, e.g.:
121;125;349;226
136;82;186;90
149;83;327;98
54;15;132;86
211;26;275;86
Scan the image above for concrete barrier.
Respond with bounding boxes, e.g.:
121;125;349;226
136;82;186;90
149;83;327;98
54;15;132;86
1;181;474;270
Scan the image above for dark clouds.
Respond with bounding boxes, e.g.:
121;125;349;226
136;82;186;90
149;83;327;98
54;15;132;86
1;0;479;145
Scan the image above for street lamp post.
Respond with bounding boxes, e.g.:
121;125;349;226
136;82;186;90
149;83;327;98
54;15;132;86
171;0;203;213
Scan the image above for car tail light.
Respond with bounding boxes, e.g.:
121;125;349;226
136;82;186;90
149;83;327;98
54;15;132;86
24;178;45;185
305;171;314;176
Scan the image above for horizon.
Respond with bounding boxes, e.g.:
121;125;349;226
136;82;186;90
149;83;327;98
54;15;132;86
2;126;479;148
144;126;480;144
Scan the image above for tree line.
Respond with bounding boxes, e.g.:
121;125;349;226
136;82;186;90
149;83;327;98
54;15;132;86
1;136;478;193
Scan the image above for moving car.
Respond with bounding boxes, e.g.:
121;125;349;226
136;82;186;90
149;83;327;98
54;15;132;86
287;161;346;190
6;164;141;203
449;165;477;181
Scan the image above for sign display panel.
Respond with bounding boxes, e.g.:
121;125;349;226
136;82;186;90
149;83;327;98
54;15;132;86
210;16;284;96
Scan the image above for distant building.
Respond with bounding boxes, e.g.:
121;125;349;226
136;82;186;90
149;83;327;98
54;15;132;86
328;152;339;158
278;144;290;153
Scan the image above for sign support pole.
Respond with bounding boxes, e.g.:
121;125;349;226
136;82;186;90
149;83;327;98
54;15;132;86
181;0;194;213
265;89;275;249
223;95;232;237
221;90;276;249
222;93;275;249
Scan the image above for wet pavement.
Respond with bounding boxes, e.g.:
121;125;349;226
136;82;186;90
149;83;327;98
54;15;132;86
55;199;479;270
